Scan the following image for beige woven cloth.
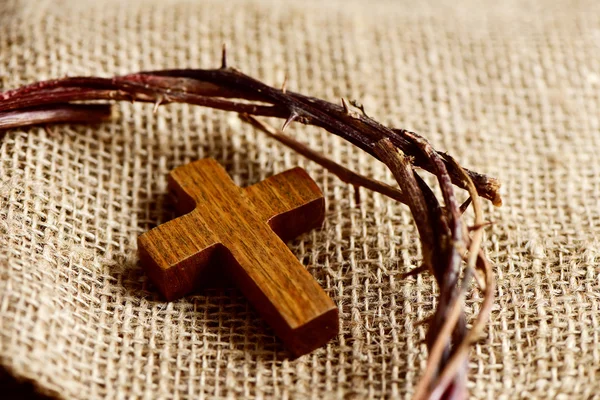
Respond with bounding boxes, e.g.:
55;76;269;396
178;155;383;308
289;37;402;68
1;0;599;398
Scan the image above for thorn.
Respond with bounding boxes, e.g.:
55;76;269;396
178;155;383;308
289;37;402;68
43;125;58;138
473;269;487;291
281;74;288;94
221;43;228;69
459;197;472;215
468;221;494;231
122;93;136;104
414;315;432;328
153;95;163;114
341;97;350;114
400;265;429;279
353;185;361;206
281;111;298;132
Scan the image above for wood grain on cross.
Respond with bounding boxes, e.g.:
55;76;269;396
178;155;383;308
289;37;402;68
138;158;339;357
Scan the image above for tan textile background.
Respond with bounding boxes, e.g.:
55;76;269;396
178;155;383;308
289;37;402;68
1;0;599;398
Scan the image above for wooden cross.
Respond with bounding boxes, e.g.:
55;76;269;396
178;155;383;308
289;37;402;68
138;158;338;357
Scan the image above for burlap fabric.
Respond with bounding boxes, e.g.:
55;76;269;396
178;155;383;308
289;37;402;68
1;0;599;398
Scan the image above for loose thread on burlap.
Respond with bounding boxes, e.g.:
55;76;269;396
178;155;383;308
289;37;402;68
0;48;499;400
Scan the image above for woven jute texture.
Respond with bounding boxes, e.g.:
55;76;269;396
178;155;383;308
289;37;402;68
1;0;599;398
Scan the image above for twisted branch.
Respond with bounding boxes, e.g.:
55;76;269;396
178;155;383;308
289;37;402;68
0;49;499;399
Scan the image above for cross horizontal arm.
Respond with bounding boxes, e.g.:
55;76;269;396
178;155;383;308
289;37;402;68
138;212;220;300
244;167;325;241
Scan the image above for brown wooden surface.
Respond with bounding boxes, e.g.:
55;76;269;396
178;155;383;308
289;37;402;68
138;158;338;357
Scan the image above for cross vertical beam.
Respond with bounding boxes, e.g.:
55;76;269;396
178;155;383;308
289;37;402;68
138;158;338;356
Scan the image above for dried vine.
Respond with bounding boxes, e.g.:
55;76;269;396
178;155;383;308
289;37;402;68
0;48;499;400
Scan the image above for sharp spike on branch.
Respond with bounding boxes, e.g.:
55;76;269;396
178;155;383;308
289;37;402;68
281;74;288;94
341;97;350;114
468;221;494;231
414;315;432;328
221;44;228;69
459;197;472;215
281;111;298;132
353;184;361;206
153;95;163;114
400;265;429;279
